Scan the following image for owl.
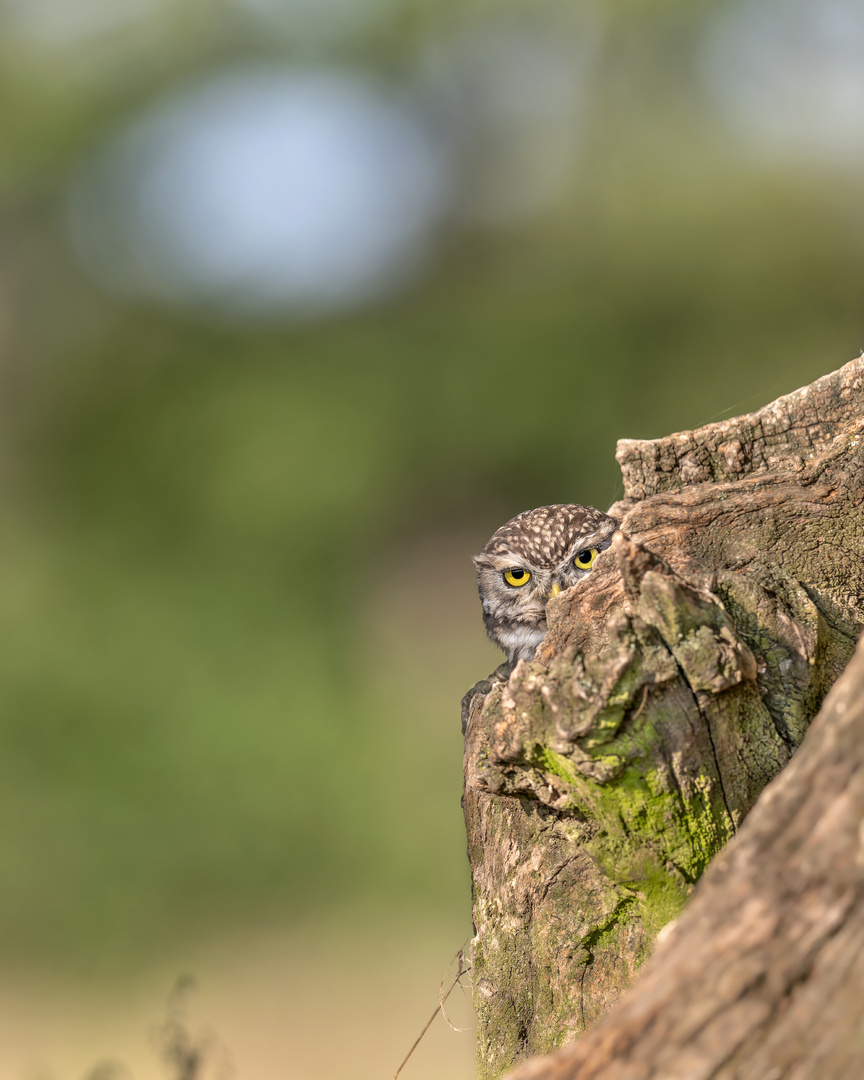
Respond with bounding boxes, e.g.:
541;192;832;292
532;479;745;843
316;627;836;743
474;504;618;666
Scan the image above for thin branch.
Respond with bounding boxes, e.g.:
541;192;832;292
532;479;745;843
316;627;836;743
392;941;472;1080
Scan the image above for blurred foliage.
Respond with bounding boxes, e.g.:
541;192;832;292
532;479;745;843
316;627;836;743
0;0;861;975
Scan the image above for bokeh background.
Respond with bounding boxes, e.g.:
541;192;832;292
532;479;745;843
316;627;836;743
0;0;862;1076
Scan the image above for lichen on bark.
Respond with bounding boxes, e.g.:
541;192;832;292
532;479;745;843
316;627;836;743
463;357;864;1079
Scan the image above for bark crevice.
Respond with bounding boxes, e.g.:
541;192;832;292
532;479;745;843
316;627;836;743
506;632;864;1080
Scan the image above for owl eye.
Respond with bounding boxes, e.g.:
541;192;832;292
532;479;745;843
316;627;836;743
503;567;531;588
574;548;598;570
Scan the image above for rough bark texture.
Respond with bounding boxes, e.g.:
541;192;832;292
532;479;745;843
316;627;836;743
505;629;864;1080
462;357;864;1079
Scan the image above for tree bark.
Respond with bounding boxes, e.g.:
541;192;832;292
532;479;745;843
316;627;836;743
505;628;864;1080
462;357;864;1079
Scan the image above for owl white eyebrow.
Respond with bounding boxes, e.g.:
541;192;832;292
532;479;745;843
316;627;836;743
474;552;535;572
560;530;615;565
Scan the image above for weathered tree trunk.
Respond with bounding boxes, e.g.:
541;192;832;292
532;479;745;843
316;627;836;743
462;357;864;1079
506;629;864;1080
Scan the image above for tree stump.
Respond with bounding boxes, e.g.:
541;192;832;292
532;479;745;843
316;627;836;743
462;357;864;1079
504;627;864;1080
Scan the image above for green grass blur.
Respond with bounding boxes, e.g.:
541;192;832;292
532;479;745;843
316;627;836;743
0;0;861;990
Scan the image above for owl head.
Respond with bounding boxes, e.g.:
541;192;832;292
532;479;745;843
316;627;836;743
474;503;618;666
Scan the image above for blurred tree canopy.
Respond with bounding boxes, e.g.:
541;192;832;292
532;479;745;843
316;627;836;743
0;0;861;973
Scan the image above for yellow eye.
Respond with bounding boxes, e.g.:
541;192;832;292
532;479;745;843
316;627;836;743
503;567;531;588
574;548;598;570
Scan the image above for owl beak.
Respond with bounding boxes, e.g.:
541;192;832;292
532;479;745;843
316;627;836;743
546;582;562;601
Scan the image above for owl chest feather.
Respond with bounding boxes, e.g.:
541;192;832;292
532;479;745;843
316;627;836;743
482;605;548;664
495;623;547;662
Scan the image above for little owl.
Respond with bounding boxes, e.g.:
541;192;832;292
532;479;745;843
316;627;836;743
474;504;618;665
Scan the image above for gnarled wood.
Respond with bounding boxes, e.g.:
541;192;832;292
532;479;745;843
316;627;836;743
506;630;864;1080
463;357;864;1078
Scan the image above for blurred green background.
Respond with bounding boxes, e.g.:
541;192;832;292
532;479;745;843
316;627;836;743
0;0;862;1076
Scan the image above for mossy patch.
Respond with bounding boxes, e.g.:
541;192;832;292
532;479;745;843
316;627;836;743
530;744;579;785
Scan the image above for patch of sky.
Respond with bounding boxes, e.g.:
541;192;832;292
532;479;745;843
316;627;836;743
419;15;601;225
699;0;864;164
66;65;455;321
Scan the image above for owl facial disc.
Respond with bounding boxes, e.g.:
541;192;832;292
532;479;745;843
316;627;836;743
473;503;618;666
